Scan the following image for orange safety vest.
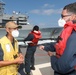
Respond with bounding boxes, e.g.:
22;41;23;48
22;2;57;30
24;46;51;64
29;31;42;46
55;21;76;58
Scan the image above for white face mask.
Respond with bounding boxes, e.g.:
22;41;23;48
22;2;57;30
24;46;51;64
12;30;19;37
58;18;66;27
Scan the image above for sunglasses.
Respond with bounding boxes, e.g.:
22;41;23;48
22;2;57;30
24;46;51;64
61;14;71;18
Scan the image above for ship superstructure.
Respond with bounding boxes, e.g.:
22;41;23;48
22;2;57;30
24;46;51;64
0;1;33;30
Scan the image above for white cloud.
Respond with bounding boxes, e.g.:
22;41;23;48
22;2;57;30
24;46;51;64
29;3;62;15
29;8;62;15
42;9;56;15
43;4;55;8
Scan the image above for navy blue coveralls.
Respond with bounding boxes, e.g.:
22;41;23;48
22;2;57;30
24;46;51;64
44;31;76;75
24;34;37;73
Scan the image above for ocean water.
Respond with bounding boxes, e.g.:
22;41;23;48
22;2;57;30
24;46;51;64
0;28;62;46
0;27;62;40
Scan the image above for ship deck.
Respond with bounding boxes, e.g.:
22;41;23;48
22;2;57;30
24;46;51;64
18;47;54;75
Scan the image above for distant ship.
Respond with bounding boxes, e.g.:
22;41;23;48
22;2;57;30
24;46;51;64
0;1;33;30
0;1;63;46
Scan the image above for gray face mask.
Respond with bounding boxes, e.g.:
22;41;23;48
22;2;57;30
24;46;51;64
58;18;66;27
12;30;19;37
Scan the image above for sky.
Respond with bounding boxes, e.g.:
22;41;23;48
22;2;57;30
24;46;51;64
1;0;76;28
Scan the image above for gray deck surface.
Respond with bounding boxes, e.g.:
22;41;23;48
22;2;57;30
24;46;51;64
18;47;54;75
